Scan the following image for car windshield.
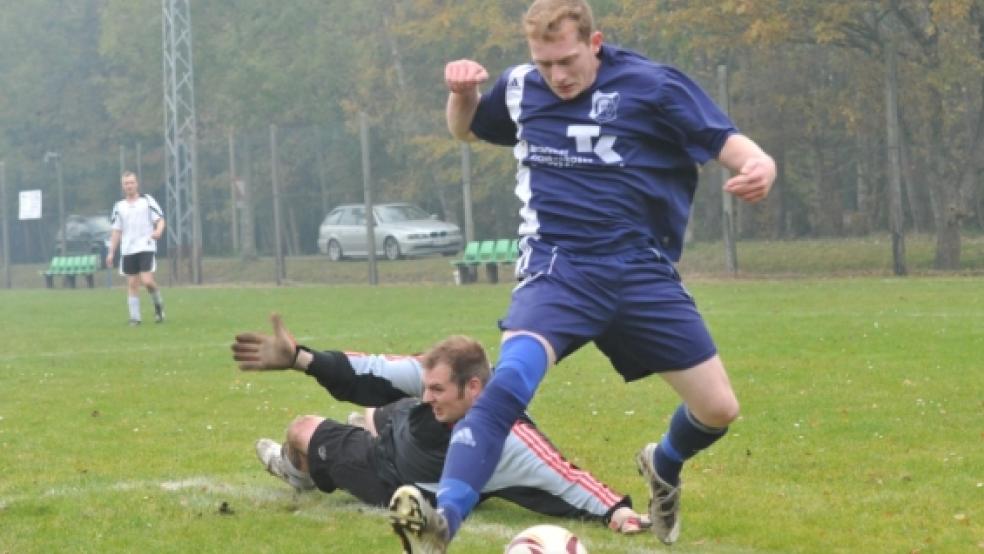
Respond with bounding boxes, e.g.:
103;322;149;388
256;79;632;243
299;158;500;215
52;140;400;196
85;216;112;234
63;215;111;239
374;204;430;223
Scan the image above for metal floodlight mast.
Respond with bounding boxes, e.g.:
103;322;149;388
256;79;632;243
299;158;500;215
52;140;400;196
162;0;201;284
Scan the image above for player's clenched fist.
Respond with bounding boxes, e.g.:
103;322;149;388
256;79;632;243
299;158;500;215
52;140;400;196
723;156;776;204
445;59;489;94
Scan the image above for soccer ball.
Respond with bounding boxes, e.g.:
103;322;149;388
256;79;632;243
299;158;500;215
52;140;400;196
504;524;588;554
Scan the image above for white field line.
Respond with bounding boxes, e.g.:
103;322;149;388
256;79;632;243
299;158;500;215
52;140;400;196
0;475;679;553
0;477;521;544
0;335;325;363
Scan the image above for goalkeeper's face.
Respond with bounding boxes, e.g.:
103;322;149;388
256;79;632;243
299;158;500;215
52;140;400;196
121;174;140;199
422;361;482;424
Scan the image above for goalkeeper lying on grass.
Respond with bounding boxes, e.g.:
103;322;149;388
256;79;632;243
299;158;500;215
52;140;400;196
231;314;648;534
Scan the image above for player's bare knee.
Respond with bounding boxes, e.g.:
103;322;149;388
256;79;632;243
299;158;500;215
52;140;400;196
699;398;739;428
287;415;322;441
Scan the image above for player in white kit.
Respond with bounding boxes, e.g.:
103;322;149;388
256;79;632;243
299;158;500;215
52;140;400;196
107;171;166;326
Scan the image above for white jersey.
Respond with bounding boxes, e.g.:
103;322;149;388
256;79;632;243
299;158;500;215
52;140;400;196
110;194;163;255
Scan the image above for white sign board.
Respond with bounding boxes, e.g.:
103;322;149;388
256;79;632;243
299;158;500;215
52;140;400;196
18;190;42;220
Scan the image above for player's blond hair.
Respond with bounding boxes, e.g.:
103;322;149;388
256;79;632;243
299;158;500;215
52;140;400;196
422;335;491;392
523;0;595;43
120;170;138;183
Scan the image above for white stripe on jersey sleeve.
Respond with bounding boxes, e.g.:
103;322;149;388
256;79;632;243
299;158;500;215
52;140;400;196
344;353;425;398
482;421;620;517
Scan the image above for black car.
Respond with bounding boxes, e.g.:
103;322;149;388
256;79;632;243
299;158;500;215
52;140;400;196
56;214;113;267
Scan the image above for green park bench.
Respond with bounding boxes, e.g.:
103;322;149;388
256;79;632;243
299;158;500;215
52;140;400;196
42;254;100;289
452;239;521;284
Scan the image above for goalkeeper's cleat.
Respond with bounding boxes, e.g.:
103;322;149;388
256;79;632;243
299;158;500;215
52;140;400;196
128;319;141;326
255;438;314;492
154;304;165;323
636;443;682;545
389;485;450;554
256;438;290;482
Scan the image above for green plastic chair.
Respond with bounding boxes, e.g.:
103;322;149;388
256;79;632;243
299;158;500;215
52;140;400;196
477;240;496;263
451;241;480;266
474;240;498;283
492;239;513;263
42;257;61;288
461;241;481;263
81;254;98;287
45;257;63;275
57;256;78;288
83;254;98;273
451;241;481;284
58;256;75;275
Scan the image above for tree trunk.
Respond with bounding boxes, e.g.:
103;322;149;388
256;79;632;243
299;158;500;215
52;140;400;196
899;118;929;232
286;202;300;256
926;91;962;269
812;137;843;236
437;186;456;225
976;180;984;231
853;134;872;235
884;40;906;275
379;6;407;93
935;210;961;268
240;135;257;259
316;128;330;217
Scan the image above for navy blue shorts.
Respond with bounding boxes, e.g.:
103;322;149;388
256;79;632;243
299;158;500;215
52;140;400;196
499;238;717;382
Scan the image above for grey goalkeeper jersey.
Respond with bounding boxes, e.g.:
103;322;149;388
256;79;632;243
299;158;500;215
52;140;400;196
303;349;630;522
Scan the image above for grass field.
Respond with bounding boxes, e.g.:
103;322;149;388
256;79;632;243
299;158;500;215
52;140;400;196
6;234;984;289
0;277;981;553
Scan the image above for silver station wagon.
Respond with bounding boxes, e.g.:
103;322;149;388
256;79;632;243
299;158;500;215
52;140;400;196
317;202;463;261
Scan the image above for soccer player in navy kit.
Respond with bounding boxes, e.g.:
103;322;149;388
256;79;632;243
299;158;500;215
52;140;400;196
389;1;776;551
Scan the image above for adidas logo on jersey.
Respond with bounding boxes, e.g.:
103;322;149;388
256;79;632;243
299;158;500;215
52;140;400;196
449;427;477;448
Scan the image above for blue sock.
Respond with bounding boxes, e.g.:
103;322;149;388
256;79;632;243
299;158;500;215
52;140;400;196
655;403;728;486
436;335;548;537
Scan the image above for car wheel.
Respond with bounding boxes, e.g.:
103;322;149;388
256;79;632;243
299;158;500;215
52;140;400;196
327;240;343;262
383;237;402;261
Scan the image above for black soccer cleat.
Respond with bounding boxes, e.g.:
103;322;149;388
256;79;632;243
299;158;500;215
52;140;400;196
389;485;450;554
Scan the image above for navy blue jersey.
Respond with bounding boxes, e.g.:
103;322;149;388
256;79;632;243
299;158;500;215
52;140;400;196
471;45;736;260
